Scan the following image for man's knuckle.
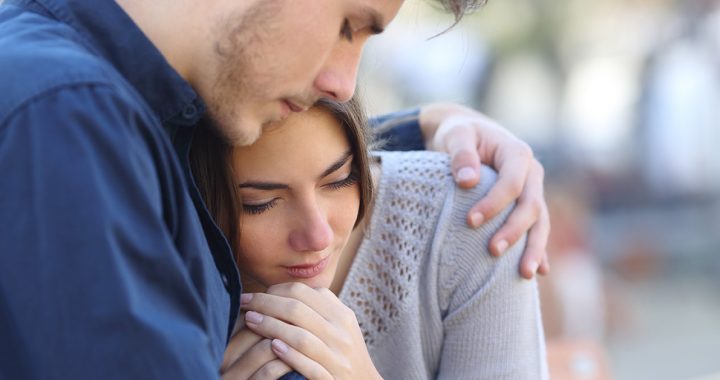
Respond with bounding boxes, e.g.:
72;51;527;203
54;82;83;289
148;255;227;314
507;181;524;196
533;159;545;177
518;141;534;158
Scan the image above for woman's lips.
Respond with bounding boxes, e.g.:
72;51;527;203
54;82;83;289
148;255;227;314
284;256;329;279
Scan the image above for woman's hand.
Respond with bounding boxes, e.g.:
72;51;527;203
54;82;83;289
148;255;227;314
221;316;293;380
419;102;551;279
240;283;382;380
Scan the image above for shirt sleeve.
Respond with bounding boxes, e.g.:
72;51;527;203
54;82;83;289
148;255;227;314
370;108;425;151
0;85;220;379
435;166;548;380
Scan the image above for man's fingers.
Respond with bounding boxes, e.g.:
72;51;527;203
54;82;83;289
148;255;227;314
488;195;539;257
467;154;530;228
271;339;333;380
522;204;551;278
441;122;481;189
486;158;549;277
518;220;549;279
247;359;293;380
539;252;551;275
488;157;545;242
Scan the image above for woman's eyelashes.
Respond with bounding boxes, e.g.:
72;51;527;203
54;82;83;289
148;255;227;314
325;171;358;190
240;172;358;215
242;199;278;215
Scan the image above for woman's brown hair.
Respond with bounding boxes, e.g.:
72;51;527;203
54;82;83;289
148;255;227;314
190;96;374;260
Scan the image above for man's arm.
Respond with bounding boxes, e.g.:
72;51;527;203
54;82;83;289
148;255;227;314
0;85;220;379
371;103;550;278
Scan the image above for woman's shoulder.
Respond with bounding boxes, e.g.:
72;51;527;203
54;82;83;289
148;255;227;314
373;152;523;313
375;150;501;206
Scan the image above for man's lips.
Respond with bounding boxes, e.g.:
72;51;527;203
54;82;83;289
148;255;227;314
286;100;304;112
284;256;330;279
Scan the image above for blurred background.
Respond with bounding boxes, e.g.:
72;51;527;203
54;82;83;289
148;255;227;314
360;0;720;379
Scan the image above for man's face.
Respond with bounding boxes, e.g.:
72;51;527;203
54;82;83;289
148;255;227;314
195;0;403;146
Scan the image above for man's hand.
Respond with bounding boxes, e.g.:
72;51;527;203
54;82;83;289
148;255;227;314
240;283;382;380
222;316;293;380
420;102;550;279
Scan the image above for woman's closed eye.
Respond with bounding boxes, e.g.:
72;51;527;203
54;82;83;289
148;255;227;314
325;171;358;190
242;198;278;215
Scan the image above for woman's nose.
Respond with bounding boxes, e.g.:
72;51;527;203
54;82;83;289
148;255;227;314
288;206;333;252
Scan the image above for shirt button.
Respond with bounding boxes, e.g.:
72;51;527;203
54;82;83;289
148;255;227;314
181;104;198;120
221;274;229;287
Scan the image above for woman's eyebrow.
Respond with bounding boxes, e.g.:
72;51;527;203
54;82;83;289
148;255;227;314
237;151;352;190
319;151;352;180
237;182;288;190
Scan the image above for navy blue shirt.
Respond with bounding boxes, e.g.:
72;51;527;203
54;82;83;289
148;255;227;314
0;0;423;378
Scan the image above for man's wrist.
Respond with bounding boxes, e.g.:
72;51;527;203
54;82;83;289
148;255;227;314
418;102;477;146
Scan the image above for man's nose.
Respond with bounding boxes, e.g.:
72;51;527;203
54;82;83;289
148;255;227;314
312;44;362;102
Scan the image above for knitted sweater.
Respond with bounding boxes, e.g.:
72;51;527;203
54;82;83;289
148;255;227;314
338;151;548;380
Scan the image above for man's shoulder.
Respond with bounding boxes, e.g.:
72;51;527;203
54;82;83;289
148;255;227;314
0;9;125;120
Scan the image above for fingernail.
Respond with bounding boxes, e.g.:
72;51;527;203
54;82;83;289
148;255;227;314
272;339;289;354
457;167;476;182
240;293;253;305
245;311;263;325
470;212;484;227
496;240;508;255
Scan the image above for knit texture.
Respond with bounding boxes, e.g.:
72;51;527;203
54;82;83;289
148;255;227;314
339;151;548;380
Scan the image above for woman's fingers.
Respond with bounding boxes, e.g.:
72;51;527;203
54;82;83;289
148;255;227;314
267;282;346;321
222;325;264;372
246;359;293;380
271;339;333;380
242;285;378;378
243;310;333;365
221;338;280;379
241;283;346;339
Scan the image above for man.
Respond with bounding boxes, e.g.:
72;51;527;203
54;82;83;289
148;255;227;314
0;0;549;378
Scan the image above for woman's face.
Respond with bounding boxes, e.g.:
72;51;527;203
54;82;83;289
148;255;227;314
231;108;360;291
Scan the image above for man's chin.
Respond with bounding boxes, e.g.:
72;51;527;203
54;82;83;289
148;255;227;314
221;121;262;147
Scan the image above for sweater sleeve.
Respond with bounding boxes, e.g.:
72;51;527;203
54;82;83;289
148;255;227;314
435;166;548;380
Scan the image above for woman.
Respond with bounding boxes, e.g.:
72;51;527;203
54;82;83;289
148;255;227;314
190;98;547;379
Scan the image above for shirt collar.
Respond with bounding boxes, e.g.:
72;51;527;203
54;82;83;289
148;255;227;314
12;0;205;126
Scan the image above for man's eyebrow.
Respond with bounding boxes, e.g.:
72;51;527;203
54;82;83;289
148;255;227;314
319;151;353;179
